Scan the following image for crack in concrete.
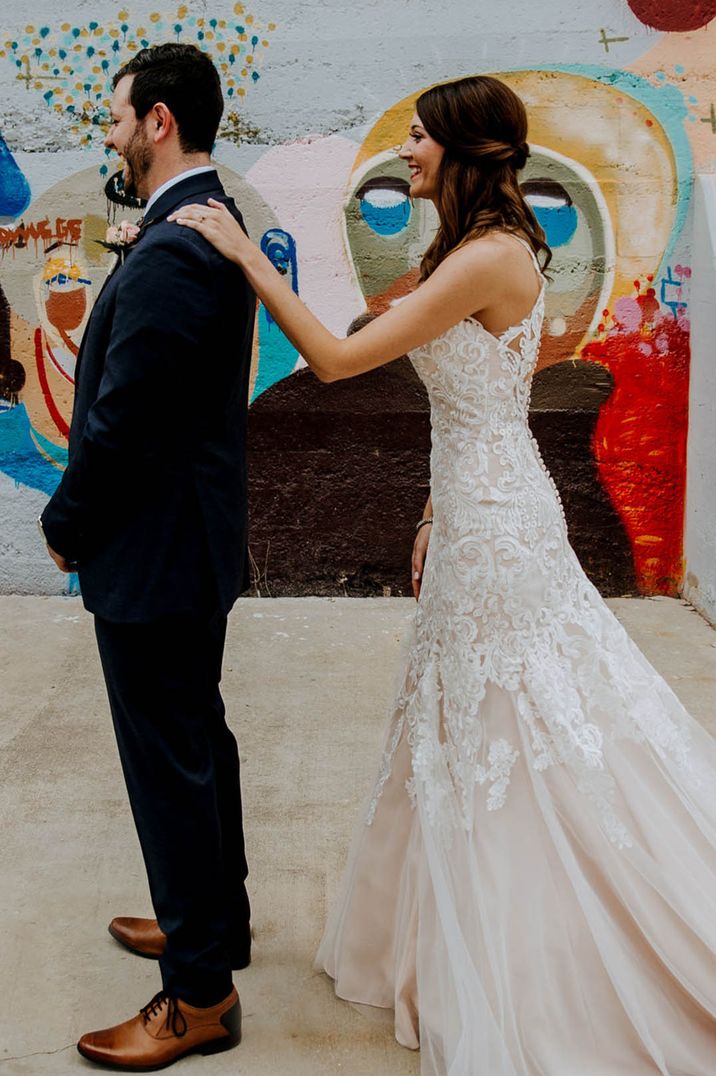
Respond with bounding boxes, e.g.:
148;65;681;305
0;1043;75;1065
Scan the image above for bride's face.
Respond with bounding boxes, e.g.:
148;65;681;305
399;111;444;203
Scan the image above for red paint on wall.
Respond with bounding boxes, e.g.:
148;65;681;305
581;287;689;595
626;0;716;31
34;327;70;439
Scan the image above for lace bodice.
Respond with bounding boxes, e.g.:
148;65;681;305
407;274;581;689
367;252;701;842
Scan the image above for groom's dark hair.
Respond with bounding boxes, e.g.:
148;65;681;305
113;43;223;154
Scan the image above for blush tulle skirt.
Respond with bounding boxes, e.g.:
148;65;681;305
316;617;716;1076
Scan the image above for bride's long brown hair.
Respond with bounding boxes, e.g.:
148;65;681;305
416;76;551;281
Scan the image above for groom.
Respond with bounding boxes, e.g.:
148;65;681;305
40;44;253;1069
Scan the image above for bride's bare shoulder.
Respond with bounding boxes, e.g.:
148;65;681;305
445;231;532;271
430;233;537;318
431;235;518;290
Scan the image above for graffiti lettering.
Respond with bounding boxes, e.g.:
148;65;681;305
0;218;82;252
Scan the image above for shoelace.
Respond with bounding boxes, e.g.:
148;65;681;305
140;992;188;1038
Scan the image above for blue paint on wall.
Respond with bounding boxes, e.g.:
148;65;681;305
532;202;578;249
252;228;300;401
260;228;298;312
253;307;300;402
359;190;412;235
0;404;64;495
65;571;81;595
0;133;31;220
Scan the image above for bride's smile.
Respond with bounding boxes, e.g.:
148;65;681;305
399;111;444;203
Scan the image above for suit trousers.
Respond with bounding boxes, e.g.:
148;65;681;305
94;607;251;1007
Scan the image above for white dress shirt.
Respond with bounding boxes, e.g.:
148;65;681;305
144;164;216;216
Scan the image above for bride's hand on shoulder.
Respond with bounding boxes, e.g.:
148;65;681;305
169;198;255;266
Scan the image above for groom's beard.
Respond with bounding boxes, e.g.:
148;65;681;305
121;124;153;202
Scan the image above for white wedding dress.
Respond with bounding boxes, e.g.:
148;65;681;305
316;238;716;1075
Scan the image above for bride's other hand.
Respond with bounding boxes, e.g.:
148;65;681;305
169;198;254;265
412;521;432;601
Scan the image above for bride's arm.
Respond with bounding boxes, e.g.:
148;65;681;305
170;199;502;383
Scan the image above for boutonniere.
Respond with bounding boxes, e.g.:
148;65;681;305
97;220;142;263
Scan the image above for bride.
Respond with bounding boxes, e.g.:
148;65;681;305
172;76;716;1075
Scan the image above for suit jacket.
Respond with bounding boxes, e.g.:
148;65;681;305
41;170;256;623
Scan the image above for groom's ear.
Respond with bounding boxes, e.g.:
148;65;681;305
150;102;173;145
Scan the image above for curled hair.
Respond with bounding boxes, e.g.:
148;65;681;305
415;76;551;280
113;43;223;154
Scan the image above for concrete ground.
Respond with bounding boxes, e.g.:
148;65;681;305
1;595;715;1076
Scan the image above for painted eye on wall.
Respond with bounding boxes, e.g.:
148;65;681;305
355;176;412;236
521;179;578;249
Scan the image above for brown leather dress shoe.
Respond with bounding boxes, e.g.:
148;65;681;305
108;917;251;970
109;918;165;960
77;987;241;1070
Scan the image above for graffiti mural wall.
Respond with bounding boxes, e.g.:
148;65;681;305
0;0;714;596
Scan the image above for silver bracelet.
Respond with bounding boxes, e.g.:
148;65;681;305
415;517;433;533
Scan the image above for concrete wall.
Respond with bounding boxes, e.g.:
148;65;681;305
1;1;715;597
684;173;716;624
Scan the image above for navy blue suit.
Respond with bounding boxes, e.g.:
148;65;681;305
42;169;253;621
41;170;254;1005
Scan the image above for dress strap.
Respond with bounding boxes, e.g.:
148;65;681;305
510;233;543;283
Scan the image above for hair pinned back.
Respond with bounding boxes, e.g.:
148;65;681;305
513;141;530;170
415;76;550;281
